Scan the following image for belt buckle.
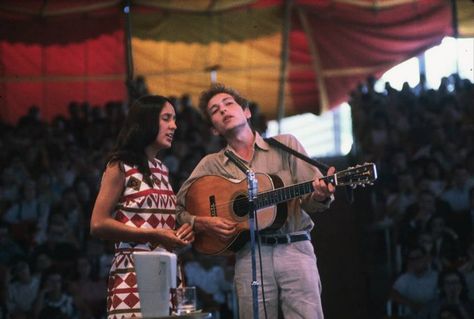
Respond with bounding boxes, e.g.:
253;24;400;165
286;234;291;243
267;236;278;245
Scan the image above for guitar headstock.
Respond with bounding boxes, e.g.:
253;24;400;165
323;162;377;188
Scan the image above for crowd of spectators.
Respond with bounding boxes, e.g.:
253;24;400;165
0;72;472;319
0;98;128;319
350;73;474;318
0;77;270;318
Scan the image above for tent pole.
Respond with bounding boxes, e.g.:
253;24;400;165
449;0;460;74
297;7;329;114
276;0;293;133
450;0;459;38
123;0;134;104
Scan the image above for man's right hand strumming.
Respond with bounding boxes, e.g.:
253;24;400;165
195;216;238;241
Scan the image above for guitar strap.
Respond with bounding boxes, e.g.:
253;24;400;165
264;137;329;173
264;137;354;203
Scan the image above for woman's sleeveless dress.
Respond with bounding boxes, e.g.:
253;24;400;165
107;159;176;319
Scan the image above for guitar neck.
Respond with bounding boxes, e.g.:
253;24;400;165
252;162;377;209
255;175;336;209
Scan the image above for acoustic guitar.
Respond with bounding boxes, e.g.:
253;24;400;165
185;163;377;255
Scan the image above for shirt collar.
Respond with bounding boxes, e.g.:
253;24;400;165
222;132;270;164
254;132;270;151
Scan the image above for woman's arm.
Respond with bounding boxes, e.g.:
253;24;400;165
90;162;191;250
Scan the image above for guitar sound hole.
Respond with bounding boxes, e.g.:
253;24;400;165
233;194;250;217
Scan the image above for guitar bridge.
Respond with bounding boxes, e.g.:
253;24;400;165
210;195;217;217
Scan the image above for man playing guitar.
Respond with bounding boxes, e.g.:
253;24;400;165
176;83;336;319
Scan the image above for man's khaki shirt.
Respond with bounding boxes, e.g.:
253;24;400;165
176;133;333;234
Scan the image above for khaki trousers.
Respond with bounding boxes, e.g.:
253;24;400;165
234;240;324;319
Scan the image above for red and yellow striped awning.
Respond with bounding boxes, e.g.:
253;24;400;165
0;0;461;124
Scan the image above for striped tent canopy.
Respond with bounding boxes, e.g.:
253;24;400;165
1;0;471;124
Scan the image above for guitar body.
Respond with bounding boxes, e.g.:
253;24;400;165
185;173;287;255
185;162;378;255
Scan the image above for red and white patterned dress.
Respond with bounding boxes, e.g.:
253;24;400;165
107;159;176;319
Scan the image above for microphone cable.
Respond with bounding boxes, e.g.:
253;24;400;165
253;207;268;319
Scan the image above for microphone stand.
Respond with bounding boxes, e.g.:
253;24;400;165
224;150;259;319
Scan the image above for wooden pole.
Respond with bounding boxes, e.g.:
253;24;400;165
297;7;329;114
276;0;293;133
123;0;134;104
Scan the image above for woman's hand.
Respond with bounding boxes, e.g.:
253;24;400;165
153;228;191;251
176;223;195;243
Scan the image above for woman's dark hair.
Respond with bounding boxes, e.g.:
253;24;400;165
106;95;174;186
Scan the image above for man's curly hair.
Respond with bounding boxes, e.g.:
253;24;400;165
198;83;249;126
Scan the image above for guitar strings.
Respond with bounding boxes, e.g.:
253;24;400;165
196;182;313;212
187;166;372;213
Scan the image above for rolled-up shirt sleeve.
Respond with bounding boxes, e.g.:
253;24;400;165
281;134;334;214
176;154;218;228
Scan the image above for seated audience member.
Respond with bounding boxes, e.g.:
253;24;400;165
67;256;106;319
442;166;473;213
6;261;40;318
30;221;80;274
427;215;462;270
2;180;50;248
423;159;446;197
32;270;78;319
390;245;438;317
398;191;439;250
416;232;437;269
419;269;474;319
385;171;417;222
50;188;84;245
442;166;474;241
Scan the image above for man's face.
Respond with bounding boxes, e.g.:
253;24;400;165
207;93;251;135
407;249;429;275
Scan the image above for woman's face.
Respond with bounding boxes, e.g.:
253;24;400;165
155;102;177;149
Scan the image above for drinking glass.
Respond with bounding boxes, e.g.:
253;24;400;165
175;286;197;314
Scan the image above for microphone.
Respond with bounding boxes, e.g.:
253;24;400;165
224;150;257;200
224;150;250;174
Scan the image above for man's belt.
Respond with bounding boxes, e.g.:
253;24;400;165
260;232;310;245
